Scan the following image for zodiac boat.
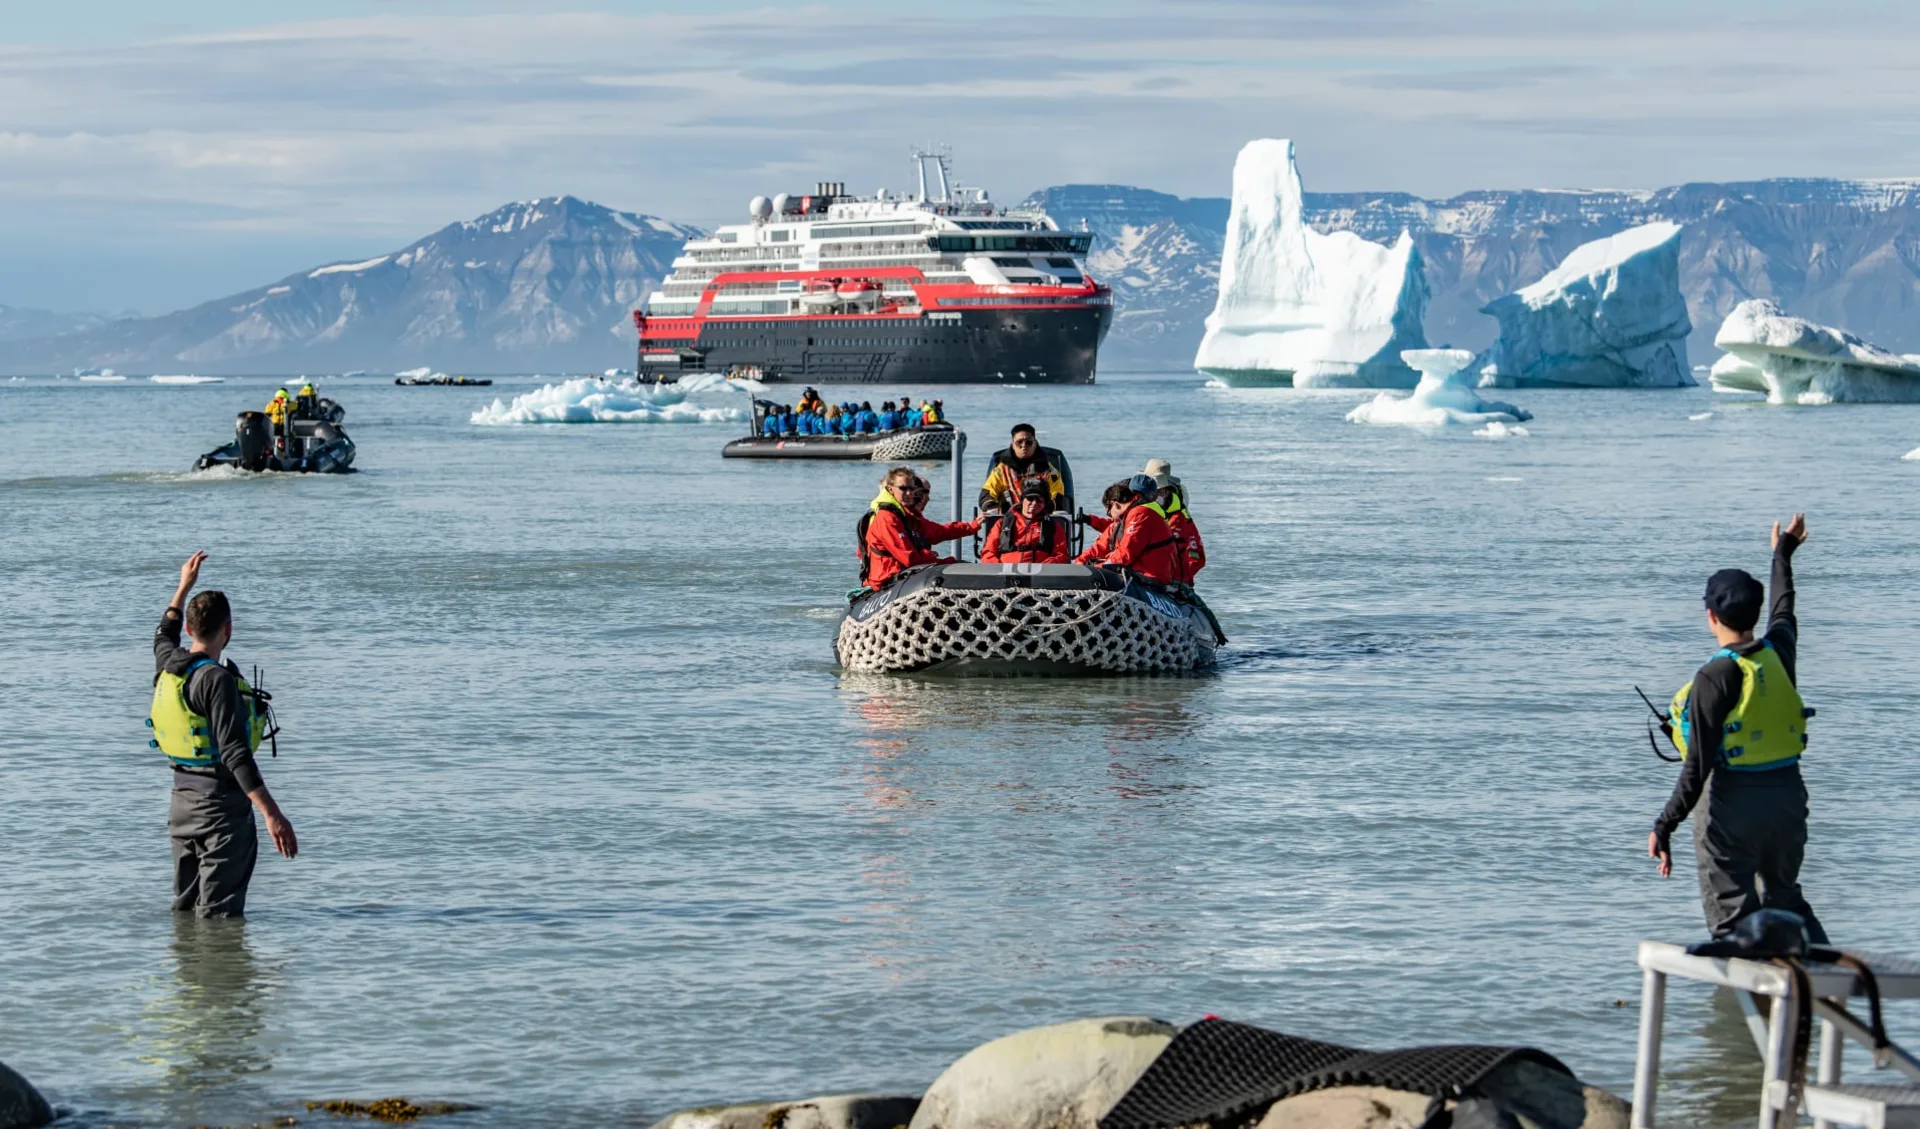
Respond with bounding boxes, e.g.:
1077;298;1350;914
194;400;355;474
835;562;1223;674
722;399;956;461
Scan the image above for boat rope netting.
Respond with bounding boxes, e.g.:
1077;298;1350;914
869;430;955;461
1099;1018;1573;1129
836;586;1213;672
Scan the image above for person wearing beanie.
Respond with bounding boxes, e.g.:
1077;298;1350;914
1648;513;1825;943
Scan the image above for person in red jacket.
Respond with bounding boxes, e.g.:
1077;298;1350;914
981;478;1072;564
858;467;978;589
1143;458;1205;584
1075;476;1181;584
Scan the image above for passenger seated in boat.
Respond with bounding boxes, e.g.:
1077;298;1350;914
903;403;923;428
858;402;880;433
858;467;980;589
978;422;1065;513
981;478;1072;565
1083;459;1206;585
876;401;897;430
1075;476;1181;585
823;404;842;433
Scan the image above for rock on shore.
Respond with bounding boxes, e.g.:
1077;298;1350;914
651;1094;922;1129
0;1061;52;1129
909;1017;1178;1129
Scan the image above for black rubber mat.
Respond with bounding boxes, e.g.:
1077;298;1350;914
1098;1018;1573;1129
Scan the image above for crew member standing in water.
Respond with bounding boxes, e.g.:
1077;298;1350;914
1648;514;1825;942
151;552;298;917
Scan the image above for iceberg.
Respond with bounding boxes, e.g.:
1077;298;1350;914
470;373;750;425
1347;349;1532;429
1479;222;1693;388
1712;299;1920;404
1194;139;1429;388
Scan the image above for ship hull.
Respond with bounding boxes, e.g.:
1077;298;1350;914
642;305;1108;385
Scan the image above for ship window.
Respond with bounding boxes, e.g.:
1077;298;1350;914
1048;258;1077;268
770;230;790;242
991;257;1031;267
717;232;737;243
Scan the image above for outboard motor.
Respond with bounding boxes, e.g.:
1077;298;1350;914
235;411;271;471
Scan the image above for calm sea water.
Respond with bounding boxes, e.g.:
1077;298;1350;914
4;373;1918;1129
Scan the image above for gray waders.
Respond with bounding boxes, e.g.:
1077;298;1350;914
169;787;258;918
1692;773;1827;944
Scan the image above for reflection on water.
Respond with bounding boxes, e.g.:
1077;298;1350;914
141;917;279;1118
1655;987;1770;1129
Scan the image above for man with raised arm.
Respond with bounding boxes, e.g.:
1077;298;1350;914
1648;514;1825;942
151;551;298;917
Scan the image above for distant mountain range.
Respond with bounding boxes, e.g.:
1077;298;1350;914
0;304;133;344
0;197;698;374
4;177;1918;374
1028;177;1920;367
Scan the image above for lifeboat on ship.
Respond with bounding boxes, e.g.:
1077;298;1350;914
835;562;1225;674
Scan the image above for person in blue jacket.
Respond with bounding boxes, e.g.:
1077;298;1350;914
904;404;923;428
858;401;878;432
877;401;897;431
837;405;855;436
762;406;784;436
797;409;815;436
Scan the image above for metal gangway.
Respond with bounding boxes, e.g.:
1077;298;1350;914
1633;940;1920;1128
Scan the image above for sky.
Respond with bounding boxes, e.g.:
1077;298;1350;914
5;0;1920;313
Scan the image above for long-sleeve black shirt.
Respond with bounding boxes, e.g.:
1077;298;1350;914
1652;541;1801;847
153;610;264;794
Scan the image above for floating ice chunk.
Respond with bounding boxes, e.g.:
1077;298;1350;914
470;374;748;425
1713;299;1920;403
151;374;222;384
1689;411;1714;421
1480;222;1693;388
1473;421;1530;439
395;366;433;379
1904;447;1920;461
1194;139;1428;388
1347;349;1533;429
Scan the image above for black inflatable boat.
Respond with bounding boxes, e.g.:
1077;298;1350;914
195;399;355;474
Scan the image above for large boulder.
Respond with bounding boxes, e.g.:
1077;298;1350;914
908;1017;1178;1129
0;1062;52;1129
1254;1059;1627;1129
651;1095;922;1129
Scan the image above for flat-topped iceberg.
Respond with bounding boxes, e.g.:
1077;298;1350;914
1712;299;1920;404
1480;222;1692;388
1194;139;1428;388
1347;349;1532;429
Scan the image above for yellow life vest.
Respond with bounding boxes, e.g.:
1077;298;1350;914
1668;642;1810;770
147;658;266;768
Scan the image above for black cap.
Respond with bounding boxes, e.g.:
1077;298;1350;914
1704;568;1764;631
1019;477;1049;500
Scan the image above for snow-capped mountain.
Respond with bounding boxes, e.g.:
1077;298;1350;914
0;197;699;374
1029;177;1920;367
6;177;1917;375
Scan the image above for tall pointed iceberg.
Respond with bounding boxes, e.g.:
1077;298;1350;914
1193;139;1429;388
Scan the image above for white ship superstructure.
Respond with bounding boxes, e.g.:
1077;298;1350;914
636;151;1110;384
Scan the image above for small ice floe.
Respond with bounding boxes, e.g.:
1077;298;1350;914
1689;412;1714;421
151;374;223;384
1484;475;1524;483
395;366;433;379
1473;421;1530;439
469;373;748;425
1903;447;1920;462
1347;349;1532;429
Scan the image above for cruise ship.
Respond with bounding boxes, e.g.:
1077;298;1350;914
635;152;1111;384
